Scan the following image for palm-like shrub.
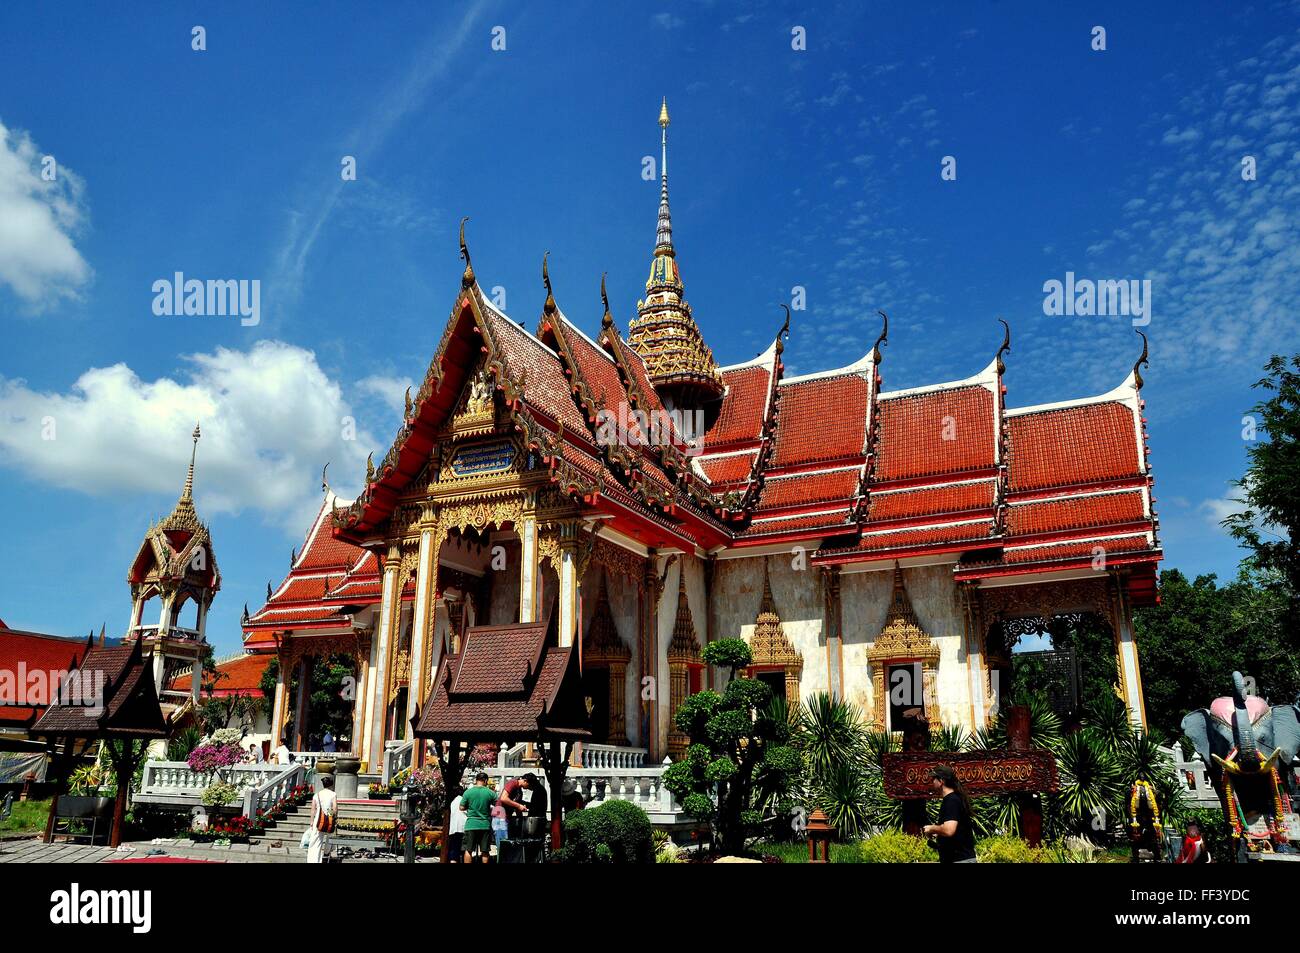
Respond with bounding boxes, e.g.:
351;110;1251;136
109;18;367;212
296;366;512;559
1055;729;1125;838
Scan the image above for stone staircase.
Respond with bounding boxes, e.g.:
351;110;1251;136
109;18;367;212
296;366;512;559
249;798;399;848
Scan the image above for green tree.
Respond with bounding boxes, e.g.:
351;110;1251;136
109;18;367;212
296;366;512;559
1134;567;1297;738
662;639;801;856
1223;354;1300;634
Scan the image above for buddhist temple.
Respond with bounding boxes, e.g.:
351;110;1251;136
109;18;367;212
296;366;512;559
242;101;1161;772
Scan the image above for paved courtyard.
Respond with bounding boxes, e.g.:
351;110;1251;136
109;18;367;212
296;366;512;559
0;837;428;864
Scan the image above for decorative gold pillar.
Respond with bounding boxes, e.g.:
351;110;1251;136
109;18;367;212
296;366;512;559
665;565;701;761
958;582;990;730
405;503;440;734
518;494;540;624
747;558;803;708
366;544;402;770
1109;570;1148;729
557;520;579;647
350;631;371;757
867;563;940;730
821;565;844;699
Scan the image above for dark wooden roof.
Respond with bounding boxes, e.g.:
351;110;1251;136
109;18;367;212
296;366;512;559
415;621;590;741
31;640;168;739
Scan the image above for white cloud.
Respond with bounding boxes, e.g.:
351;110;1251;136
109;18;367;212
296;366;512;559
0;341;380;536
0;119;92;308
356;374;415;414
1199;496;1241;526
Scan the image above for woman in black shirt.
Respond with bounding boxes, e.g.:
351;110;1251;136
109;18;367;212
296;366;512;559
923;764;977;863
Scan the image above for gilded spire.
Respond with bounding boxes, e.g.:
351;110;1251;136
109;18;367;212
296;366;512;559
667;565;700;660
627;97;723;407
160;424;203;532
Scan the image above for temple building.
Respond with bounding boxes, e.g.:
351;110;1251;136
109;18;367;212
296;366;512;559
243;101;1161;771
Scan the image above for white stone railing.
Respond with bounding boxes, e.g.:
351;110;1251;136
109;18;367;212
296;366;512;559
289;750;354;771
137;762;291;801
242;764;307;819
383;740;414;785
130;623;201;642
484;757;683;822
579;744;647;769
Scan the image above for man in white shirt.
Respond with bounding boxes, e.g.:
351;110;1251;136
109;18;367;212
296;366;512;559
448;792;467;862
274;742;292;765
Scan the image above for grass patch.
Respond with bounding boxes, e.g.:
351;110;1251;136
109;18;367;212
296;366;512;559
756;840;869;863
0;798;51;834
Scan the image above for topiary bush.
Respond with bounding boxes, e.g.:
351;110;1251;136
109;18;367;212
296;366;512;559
858;830;937;863
554;799;655;864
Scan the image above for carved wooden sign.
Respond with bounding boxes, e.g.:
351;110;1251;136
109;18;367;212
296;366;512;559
449;441;515;478
882;750;1060;799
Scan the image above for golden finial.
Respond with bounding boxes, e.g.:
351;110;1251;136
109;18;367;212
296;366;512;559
1132;329;1149;390
995;318;1011;375
871;311;889;365
542;251;556;314
404;385;412;419
600;272;613;329
776;304;791;355
181;422;201;502
459;216;474;287
659;97;670;128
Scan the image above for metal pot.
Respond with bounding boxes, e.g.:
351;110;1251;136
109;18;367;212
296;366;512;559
520;816;546;838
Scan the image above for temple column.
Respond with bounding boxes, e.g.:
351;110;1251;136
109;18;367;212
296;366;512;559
1110;572;1148;730
406;510;439;736
366;545;401;770
821;566;844;698
271;648;289;746
959;582;989;729
152;594;173;694
350;633;371;756
519;500;540;623
291;656;311;749
557;522;579;647
640;551;662;759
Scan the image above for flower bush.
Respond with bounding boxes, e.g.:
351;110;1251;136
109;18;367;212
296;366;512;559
188;814;254;842
187;741;244;773
201;780;240;807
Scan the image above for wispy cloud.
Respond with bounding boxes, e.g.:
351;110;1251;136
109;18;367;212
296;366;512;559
266;1;488;323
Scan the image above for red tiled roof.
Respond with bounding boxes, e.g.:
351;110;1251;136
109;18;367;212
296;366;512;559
0;626;92;726
451;623;546;695
706;365;771;449
758;468;859;509
296;533;363;571
1004;535;1153;565
416;622;589;739
858;519;997;553
1005;490;1146;538
874;386;995;482
867;480;996;522
32;643;167;738
770;375;871;467
740;511;851;538
486;309;590;435
171;653;272;695
1006;402;1141;492
697;452;757;485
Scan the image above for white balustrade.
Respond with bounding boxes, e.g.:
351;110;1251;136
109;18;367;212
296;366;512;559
580;744;647;769
484;756;682;822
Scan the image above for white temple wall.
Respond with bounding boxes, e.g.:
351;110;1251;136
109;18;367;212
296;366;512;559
711;555;826;705
840;563;973;731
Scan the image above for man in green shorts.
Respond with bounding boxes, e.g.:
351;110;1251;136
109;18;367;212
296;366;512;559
460;772;497;864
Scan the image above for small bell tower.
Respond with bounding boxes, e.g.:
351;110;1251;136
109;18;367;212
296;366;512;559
124;424;220;703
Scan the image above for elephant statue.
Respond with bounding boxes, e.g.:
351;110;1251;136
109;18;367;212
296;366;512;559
1182;671;1300;859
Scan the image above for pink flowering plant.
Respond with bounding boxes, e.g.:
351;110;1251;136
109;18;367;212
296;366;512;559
186;727;246;772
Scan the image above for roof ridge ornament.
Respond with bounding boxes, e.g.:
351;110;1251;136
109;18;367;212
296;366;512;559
1132;329;1149;390
871;310;889;366
600;272;613;330
995;318;1011;375
321;461;331;495
776;304;791;356
459;216;474;288
542;251;556;315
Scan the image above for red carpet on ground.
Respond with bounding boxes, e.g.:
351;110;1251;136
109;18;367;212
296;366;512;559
109;857;220;863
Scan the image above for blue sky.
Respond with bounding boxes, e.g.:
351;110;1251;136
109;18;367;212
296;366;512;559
1;1;1297;656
